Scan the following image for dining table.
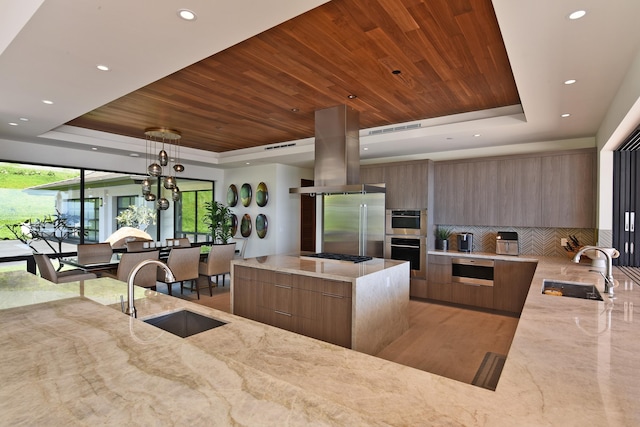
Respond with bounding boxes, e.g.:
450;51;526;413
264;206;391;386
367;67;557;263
60;246;210;273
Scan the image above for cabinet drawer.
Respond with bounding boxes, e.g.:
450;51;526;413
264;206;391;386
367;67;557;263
323;279;352;298
451;282;493;309
234;265;257;280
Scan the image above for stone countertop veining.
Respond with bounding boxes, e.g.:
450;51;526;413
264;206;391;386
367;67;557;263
232;253;408;281
0;255;639;425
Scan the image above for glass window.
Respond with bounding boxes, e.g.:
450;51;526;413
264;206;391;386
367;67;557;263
0;162;214;271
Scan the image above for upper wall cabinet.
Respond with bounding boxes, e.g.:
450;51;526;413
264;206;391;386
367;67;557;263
540;151;596;228
497;157;542;226
434;149;596;228
362;161;430;209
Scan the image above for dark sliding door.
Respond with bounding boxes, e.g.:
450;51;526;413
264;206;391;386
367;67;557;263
613;151;640;266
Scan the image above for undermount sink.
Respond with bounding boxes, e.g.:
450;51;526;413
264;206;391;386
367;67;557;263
144;309;226;338
541;279;603;301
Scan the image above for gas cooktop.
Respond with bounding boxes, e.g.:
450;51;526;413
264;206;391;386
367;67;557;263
306;253;373;264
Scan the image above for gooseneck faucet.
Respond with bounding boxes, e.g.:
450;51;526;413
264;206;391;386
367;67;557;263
572;246;615;296
126;260;175;318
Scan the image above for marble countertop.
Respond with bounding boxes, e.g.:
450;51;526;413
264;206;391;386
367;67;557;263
428;249;540;262
232;253;407;281
0;255;639;425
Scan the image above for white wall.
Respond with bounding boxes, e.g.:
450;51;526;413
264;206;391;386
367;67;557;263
594;48;640;242
223;163;312;258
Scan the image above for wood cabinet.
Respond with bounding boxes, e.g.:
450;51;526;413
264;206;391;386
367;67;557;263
493;260;538;314
426;254;452;302
426;255;537;314
434;148;595;228
497;157;542;226
232;266;353;348
540;152;595;228
361;160;430;209
451;282;493;309
360;165;385;185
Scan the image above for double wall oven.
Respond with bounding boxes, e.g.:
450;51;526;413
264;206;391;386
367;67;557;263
385;209;427;278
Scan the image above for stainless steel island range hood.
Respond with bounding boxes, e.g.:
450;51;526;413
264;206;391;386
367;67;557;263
289;105;385;195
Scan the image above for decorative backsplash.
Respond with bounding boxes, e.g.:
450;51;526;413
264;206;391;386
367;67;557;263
438;225;596;257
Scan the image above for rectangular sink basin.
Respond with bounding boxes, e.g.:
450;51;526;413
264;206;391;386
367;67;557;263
542;279;603;301
144;309;226;338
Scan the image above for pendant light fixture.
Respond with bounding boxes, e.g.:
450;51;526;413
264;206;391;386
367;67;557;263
143;127;184;210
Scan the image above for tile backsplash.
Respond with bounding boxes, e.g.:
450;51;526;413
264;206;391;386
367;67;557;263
437;225;596;257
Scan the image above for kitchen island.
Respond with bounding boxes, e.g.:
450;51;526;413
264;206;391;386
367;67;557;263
0;256;638;425
230;254;410;355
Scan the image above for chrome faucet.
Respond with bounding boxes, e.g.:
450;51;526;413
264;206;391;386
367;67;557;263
125;259;175;318
572;246;615;296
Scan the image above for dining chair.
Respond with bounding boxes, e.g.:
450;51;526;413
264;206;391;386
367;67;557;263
198;242;236;296
77;243;114;274
116;250;160;289
33;253;97;284
156;246;200;298
126;240;154;252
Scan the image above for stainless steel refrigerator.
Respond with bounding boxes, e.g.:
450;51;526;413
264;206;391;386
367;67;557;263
322;192;385;257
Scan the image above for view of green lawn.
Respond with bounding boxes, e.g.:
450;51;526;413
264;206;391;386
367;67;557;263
0;163;79;240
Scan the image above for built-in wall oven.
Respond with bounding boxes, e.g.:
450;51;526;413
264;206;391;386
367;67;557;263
386;209;427;236
385;235;426;278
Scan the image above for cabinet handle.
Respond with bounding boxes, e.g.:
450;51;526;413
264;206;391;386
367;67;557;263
275;284;292;289
632;212;636;233
322;293;344;299
274;310;292;317
625;211;630;232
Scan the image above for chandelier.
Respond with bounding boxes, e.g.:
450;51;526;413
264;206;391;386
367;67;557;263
142;127;185;210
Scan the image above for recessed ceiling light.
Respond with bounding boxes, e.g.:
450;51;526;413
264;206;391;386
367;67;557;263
8;122;18;126
245;162;251;165
19;117;28;121
561;113;571;118
42;99;53;105
96;64;110;71
564;79;577;85
363;147;369;151
291;108;299;112
177;9;196;21
91;147;98;151
473;134;481;137
391;70;401;75
129;153;140;157
347;94;357;99
569;10;586;20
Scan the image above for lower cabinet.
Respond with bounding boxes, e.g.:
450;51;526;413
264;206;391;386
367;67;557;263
426;255;537;314
451;282;493;309
233;266;353;348
427;254;452;302
493;260;538;314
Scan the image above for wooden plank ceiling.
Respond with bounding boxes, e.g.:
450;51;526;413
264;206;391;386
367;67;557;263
66;0;519;153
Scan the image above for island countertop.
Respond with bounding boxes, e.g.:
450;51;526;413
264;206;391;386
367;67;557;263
0;255;639;425
232;253;407;281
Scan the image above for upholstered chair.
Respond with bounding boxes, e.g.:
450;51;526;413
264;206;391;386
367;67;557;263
115;250;160;289
126;240;154;252
156;246;200;298
76;243;114;275
33;253;97;284
198;243;236;296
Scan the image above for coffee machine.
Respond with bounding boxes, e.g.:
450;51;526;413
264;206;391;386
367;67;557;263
457;233;474;252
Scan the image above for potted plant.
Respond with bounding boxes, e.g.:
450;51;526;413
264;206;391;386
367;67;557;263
115;205;156;231
435;227;452;251
203;200;234;244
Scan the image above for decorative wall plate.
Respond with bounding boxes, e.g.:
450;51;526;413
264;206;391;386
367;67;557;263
240;183;252;207
231;214;238;236
256;182;269;207
240;214;252;237
256;214;268;238
227;184;238;207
